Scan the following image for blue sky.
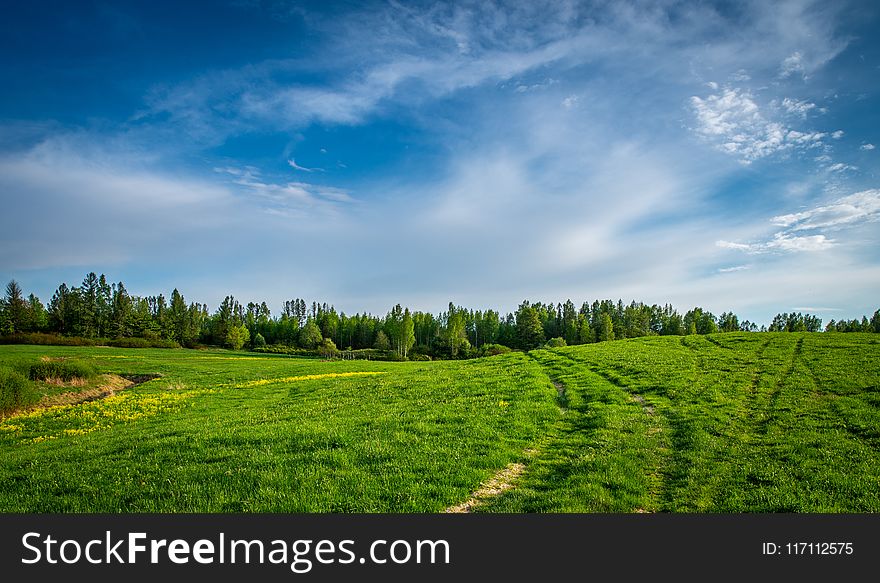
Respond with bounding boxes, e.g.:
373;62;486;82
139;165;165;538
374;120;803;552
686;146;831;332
1;0;878;324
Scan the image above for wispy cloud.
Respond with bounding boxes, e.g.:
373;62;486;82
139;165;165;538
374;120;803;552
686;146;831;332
861;143;875;151
771;189;880;231
0;137;239;270
215;166;353;214
287;158;324;173
717;233;835;254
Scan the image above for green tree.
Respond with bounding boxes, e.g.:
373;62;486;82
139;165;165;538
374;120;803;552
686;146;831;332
578;315;592;344
318;337;339;359
25;294;48;332
226;324;250;350
2;280;27;334
300;319;323;349
80;272;99;338
168;289;189;345
443;303;468;357
374;330;391;351
597;313;614;342
515;302;545;349
718;311;739;333
562;300;578;345
401;308;415;359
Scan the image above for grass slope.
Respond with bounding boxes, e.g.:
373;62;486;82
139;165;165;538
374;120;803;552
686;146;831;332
0;333;877;512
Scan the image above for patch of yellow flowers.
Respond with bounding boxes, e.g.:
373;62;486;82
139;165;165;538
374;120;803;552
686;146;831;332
238;371;385;388
0;389;212;444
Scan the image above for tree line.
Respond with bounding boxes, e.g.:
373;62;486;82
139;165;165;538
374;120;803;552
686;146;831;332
1;274;879;358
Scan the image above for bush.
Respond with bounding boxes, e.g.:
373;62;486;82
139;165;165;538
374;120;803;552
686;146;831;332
410;354;432;361
546;337;567;348
253;333;267;349
253;345;320;357
479;343;512;356
340;348;396;361
107;337;180;349
28;359;96;382
0;367;38;414
318;338;339;359
0;333;96;346
0;333;179;349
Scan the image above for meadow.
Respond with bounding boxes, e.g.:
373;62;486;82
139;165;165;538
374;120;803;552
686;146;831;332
0;332;878;512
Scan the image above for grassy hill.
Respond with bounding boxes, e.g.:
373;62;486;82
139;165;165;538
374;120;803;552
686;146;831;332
0;332;878;512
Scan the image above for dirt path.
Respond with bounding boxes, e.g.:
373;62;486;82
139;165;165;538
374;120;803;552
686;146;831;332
444;461;527;513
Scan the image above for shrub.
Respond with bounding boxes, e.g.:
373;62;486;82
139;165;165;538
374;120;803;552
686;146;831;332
479;343;512;356
253;333;267;349
411;354;432;361
0;333;180;349
107;337;180;349
0;367;38;414
28;359;96;382
340;348;395;361
253;345;320;357
0;333;96;346
546;337;567;348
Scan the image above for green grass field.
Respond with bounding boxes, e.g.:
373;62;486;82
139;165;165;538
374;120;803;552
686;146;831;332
1;332;878;512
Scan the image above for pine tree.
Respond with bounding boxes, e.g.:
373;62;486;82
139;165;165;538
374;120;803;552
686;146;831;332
2;280;27;334
515;302;545;349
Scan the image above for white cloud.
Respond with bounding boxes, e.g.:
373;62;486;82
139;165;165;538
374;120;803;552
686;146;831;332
831;130;844;139
718;265;750;273
561;95;578;109
781;97;816;118
828;162;857;172
717;189;880;259
780;51;805;78
861;143;875;151
690;86;824;163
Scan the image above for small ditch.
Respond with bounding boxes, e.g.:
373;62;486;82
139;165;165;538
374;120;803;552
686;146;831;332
119;373;163;387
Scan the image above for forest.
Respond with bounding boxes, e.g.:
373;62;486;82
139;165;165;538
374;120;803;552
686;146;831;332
1;272;878;359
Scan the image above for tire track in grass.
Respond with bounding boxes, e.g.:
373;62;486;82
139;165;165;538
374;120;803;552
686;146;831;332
756;337;801;436
443;460;528;513
553;350;669;512
443;352;566;512
745;337;773;427
664;334;756;510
